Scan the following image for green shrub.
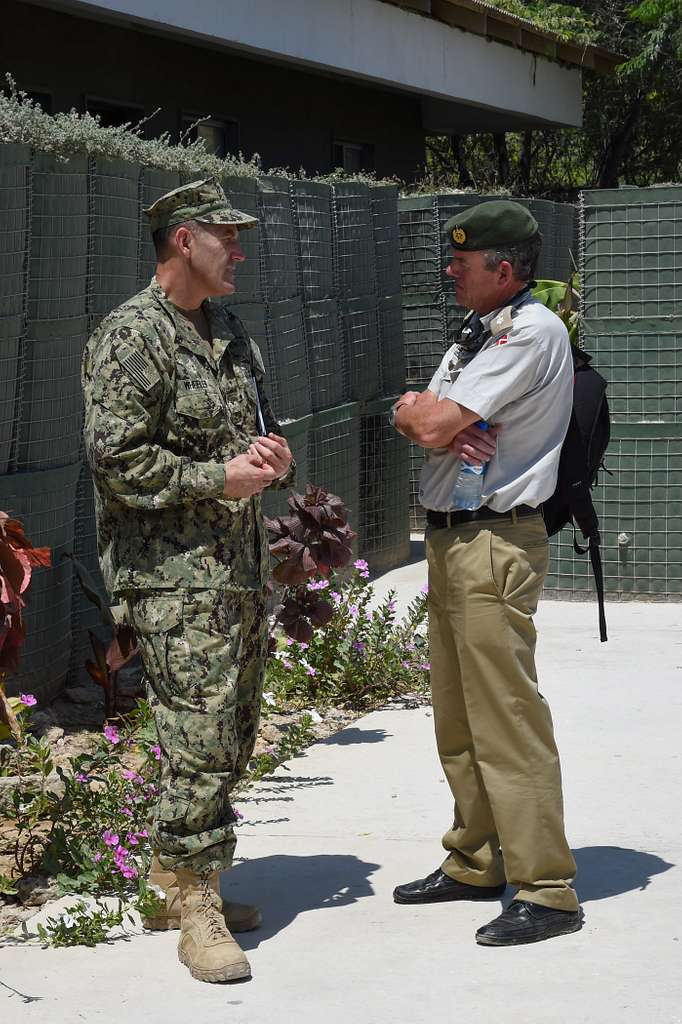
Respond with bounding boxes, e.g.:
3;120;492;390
266;560;430;710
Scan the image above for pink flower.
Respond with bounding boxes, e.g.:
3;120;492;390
298;641;309;650
307;579;330;591
330;591;342;606
233;808;244;820
150;744;161;761
421;662;431;671
126;831;139;846
348;604;359;620
120;806;133;817
75;773;89;783
282;659;293;669
306;666;317;677
402;660;410;669
387;600;397;613
93;852;103;862
353;641;365;654
19;694;37;707
354;559;369;571
286;637;295;646
122;769;143;783
104;725;120;745
102;830;120;847
136;829;149;839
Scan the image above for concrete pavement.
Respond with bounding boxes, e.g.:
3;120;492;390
1;550;681;1024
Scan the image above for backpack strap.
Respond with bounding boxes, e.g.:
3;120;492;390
562;412;608;642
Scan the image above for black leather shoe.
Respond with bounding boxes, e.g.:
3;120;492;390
393;868;506;905
476;900;583;946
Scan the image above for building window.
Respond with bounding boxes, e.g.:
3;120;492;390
332;140;375;173
85;96;145;129
181;115;240;159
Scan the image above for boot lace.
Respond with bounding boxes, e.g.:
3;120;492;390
199;876;226;940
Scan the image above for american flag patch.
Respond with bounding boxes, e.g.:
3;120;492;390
119;349;160;392
495;335;509;346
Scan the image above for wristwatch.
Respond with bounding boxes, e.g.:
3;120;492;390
388;401;409;428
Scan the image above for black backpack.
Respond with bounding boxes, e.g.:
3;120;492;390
542;343;611;641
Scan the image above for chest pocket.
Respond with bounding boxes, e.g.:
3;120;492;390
174;346;225;425
176;388;223;422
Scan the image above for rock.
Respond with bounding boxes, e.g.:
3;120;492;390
29;710;56;735
44;726;64;744
15;875;61;907
259;724;281;745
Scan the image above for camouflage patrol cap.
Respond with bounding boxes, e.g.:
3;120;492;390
145;176;258;234
444;200;538;251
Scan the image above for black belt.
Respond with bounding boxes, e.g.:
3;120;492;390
426;505;538;529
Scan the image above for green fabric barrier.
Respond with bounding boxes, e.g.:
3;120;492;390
29;153;88;321
303;298;348;411
291;180;334;303
332;181;377;299
359;395;410;573
258;176;299;302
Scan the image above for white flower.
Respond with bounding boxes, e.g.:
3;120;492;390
307;709;323;724
262;691;277;706
150;884;166;899
60;912;76;928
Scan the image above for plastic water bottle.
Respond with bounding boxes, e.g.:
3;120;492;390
451;421;490;510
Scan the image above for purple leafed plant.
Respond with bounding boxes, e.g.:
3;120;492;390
265;484;356;643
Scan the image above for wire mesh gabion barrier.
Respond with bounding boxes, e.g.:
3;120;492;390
543;184;682;601
0;144;407;700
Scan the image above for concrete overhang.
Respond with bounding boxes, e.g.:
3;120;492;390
26;0;590;130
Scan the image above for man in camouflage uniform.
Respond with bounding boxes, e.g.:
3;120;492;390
82;178;294;983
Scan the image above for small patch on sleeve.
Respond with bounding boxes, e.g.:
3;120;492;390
117;345;161;393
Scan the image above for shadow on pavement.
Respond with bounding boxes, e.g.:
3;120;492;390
574;845;674;902
320;728;391;746
222;853;380;949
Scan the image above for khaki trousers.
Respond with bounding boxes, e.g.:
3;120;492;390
426;512;579;912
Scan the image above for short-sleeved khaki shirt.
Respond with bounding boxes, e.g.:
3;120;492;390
418;299;573;513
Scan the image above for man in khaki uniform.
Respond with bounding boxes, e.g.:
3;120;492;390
391;200;581;946
82;178;293;982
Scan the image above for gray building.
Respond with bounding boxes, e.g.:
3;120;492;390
3;0;618;180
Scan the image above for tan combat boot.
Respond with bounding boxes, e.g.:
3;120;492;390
175;867;252;983
143;855;261;933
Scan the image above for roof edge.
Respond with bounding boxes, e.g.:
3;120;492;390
384;0;624;72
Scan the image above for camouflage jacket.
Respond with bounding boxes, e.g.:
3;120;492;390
82;278;293;596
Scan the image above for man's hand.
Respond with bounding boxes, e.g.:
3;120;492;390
448;423;498;466
224;452;278;499
247;433;293;480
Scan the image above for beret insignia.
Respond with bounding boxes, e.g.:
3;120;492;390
452;227;467;244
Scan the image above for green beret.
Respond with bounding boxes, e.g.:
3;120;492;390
145;176;258;234
444;200;538;251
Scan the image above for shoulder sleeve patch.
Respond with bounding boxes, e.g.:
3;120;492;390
490;306;515;335
116;343;161;393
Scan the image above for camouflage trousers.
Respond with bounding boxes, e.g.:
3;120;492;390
126;587;267;874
